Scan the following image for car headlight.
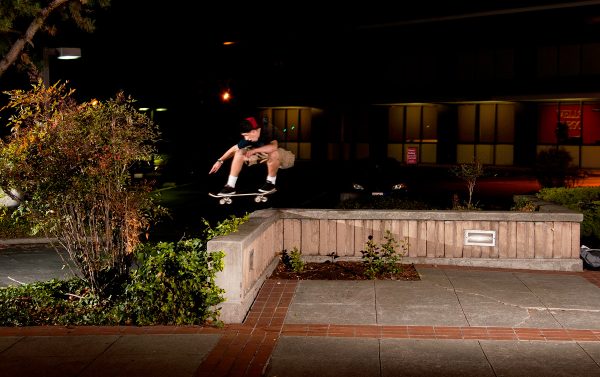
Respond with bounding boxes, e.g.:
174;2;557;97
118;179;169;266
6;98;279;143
392;183;406;190
353;183;365;190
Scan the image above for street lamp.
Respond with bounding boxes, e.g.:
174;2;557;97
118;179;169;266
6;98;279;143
42;47;82;86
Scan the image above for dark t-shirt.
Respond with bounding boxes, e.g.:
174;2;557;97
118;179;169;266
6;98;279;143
237;126;281;149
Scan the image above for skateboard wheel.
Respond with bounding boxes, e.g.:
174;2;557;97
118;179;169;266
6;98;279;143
261;196;268;202
219;198;227;205
254;196;262;203
225;197;232;204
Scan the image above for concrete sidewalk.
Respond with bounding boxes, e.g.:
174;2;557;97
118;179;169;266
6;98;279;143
2;245;600;376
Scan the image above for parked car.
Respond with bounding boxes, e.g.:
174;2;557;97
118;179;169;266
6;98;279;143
340;158;409;200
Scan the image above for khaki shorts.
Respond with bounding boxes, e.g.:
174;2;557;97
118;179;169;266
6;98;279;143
245;148;295;169
278;148;295;169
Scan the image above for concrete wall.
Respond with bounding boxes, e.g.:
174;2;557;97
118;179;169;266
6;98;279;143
208;205;583;323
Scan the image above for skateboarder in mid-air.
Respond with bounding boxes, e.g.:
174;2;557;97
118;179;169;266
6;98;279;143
208;116;295;196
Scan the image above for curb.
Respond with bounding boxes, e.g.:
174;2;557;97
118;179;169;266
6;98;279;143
0;237;56;245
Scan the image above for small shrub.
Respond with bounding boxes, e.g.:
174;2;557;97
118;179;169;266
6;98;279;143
450;160;485;209
360;231;408;279
511;196;538;212
282;247;304;272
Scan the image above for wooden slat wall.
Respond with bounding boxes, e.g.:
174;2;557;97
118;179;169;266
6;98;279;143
281;218;579;260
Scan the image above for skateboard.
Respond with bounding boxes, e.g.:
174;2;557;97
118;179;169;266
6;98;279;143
208;189;276;205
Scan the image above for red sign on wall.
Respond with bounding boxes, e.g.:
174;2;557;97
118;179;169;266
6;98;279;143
406;147;418;164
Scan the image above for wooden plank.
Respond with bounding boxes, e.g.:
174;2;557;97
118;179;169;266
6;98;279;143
571;222;581;258
283;219;301;252
426;220;437;258
524;222;535;258
274;219;284;254
318;220;330;255
454;221;464;257
354;220;368;256
507;221;517;259
462;221;473;258
417;220;427;257
301;219;320;256
552;222;564;259
444;221;456;258
398;221;410;257
336;219;355;256
480;221;491;258
408;220;419;257
498;221;508;259
435;221;445;257
534;222;552;259
383;220;393;235
557;222;571;259
391;220;401;242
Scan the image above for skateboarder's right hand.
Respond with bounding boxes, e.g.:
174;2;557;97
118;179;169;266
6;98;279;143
209;159;224;174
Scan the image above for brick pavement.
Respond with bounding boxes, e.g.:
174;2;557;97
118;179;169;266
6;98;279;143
2;266;600;376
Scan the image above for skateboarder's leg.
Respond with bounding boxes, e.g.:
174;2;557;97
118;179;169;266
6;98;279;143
259;149;280;193
266;149;281;177
220;149;247;195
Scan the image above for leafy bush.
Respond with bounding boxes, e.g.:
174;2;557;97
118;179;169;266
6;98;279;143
0;82;165;297
536;187;600;245
0;278;110;326
0;207;36;238
360;231;408;279
116;239;225;326
0;214;249;326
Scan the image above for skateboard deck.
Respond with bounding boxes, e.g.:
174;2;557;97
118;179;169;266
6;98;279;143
208;189;276;205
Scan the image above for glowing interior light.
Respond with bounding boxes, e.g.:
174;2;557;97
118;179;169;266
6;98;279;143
464;230;496;246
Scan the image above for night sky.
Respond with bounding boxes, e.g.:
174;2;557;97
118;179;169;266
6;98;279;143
5;1;600;176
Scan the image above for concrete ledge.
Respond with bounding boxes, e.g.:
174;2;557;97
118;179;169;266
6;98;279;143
278;208;583;222
216;257;279;323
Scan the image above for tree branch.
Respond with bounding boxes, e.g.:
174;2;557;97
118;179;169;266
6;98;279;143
0;0;72;79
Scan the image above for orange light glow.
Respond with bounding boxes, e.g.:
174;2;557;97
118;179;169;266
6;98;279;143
221;90;231;102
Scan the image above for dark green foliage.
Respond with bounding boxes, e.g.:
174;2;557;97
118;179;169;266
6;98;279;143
537;187;600;244
0;214;249;326
116;239;225;326
0;278;111;326
0;207;36;238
